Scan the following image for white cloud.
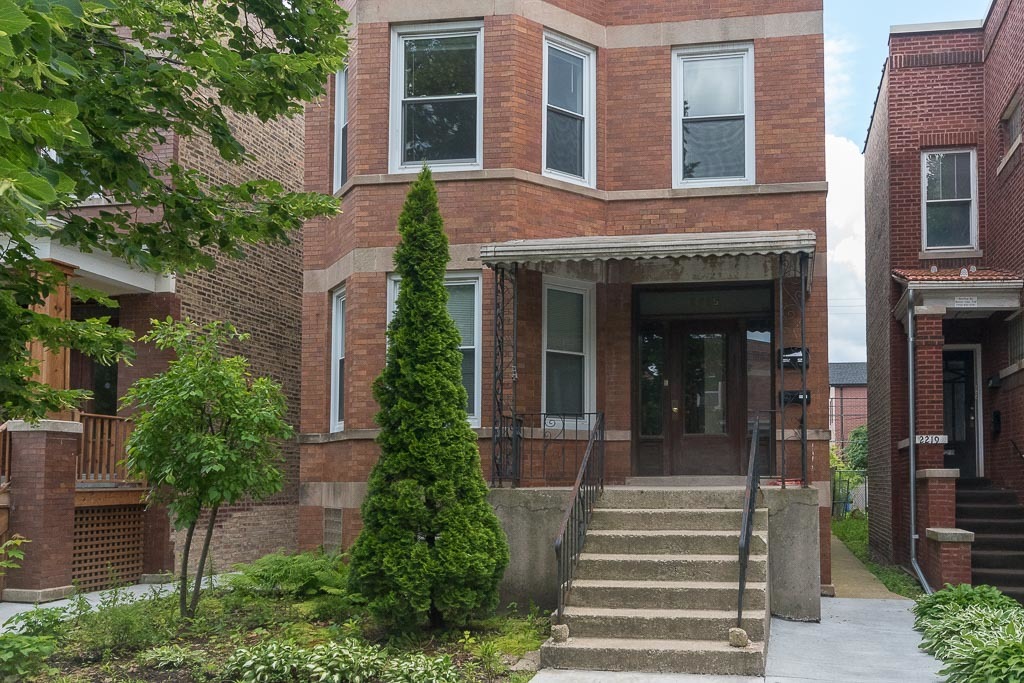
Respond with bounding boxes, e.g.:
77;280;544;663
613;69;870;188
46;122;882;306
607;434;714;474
826;134;866;362
825;37;856;135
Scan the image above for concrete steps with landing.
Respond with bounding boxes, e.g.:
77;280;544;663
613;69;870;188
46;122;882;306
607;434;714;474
541;487;768;675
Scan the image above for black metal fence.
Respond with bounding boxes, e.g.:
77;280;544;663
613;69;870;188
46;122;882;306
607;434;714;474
831;468;868;519
493;412;604;487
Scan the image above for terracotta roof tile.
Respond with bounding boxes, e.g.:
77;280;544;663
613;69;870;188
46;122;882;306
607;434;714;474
892;267;1022;282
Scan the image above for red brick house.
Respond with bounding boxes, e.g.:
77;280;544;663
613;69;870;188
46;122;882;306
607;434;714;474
0;109;304;601
865;0;1024;600
301;0;830;673
829;362;868;448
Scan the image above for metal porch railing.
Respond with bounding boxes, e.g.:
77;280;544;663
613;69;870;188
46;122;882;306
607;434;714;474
737;413;765;628
553;412;605;623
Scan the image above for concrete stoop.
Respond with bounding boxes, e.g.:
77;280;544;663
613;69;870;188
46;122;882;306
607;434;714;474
540;486;769;676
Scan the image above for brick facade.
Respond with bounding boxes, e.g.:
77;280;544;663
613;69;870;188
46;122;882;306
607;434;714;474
302;1;832;584
865;0;1024;585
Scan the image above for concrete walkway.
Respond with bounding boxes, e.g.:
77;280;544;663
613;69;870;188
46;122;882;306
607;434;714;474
532;598;941;683
830;534;904;599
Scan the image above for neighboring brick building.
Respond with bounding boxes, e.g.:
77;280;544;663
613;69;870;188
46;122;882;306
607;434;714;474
2;108;304;599
865;0;1024;600
829;362;867;448
301;0;831;622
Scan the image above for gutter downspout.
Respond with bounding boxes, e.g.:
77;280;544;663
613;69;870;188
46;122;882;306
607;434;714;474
907;289;933;595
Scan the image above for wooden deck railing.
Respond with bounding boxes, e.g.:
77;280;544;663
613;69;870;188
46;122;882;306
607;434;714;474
77;413;138;486
0;422;10;484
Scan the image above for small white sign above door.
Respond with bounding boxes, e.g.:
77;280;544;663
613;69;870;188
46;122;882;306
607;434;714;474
915;434;949;445
953;296;978;309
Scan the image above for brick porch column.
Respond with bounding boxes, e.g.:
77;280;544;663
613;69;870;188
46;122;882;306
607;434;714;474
912;311;971;587
3;420;81;602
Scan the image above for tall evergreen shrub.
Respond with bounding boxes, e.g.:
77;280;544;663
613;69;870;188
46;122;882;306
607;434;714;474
347;168;509;630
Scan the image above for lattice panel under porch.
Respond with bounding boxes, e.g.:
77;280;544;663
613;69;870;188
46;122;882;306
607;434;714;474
72;505;145;592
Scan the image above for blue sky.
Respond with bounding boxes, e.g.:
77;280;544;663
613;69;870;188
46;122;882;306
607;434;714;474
822;0;992;362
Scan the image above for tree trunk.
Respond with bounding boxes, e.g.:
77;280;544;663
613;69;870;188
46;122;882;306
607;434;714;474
179;521;196;619
187;504;219;618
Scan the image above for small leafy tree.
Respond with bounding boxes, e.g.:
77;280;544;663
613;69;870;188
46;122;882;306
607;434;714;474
0;535;28;575
844;425;868;471
122;319;293;618
348;168;509;631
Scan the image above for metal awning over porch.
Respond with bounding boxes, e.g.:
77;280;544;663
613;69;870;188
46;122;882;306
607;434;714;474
479;229;817;268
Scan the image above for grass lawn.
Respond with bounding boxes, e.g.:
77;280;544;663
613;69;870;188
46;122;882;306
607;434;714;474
3;553;547;682
832;515;924;599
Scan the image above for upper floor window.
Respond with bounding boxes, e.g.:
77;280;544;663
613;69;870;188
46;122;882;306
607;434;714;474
672;44;755;188
387;272;482;426
330;288;346;432
1003;98;1021;156
333;69;349;193
390;22;483;174
922;149;978;250
543;277;595;418
543;33;596;187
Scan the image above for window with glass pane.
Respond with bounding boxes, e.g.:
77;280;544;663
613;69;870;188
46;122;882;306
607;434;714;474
333;69;348;192
677;50;750;182
1006;103;1022;149
684;334;727;435
331;290;346;430
545;39;591;181
387;275;480;421
924;151;975;248
400;31;479;166
638;325;666;437
447;283;477;416
545;288;586;416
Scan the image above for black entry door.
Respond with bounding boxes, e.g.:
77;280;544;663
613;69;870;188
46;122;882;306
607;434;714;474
943;349;978;478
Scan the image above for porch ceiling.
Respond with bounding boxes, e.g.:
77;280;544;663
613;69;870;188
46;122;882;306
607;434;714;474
478;229;817;268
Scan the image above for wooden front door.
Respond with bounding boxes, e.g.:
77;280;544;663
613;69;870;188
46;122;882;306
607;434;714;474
635;320;745;476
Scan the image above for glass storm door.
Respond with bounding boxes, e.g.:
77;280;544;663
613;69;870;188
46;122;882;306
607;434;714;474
943;349;978;478
635;321;744;476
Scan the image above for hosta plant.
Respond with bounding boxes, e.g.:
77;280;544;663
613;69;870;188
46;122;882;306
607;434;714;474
913;584;1022;630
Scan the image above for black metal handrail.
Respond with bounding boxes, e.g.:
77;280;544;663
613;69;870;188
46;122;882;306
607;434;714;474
553;412;605;622
738;413;764;628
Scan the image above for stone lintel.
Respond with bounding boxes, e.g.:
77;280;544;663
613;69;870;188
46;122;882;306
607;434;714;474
5;419;83;434
925;527;975;543
916;468;960;480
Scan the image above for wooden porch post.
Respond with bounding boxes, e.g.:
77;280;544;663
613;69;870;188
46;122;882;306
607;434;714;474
28;261;77;403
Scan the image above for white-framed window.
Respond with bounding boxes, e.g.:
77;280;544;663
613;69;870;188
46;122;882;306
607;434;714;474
389;22;483;174
333;68;349;193
921;149;978;250
330;288;346;432
672;43;755;188
1003;98;1021;154
387;272;483;426
542;277;596;418
543;32;596;187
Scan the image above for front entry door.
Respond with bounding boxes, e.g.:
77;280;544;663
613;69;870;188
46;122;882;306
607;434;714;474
636;321;744;476
943;349;978;478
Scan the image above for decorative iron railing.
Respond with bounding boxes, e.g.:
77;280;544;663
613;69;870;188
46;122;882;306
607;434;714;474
0;422;10;484
553;412;605;623
737;413;764;628
77;413;138;486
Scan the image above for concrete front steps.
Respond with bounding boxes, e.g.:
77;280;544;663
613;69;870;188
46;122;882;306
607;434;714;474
541;486;769;676
957;480;1024;604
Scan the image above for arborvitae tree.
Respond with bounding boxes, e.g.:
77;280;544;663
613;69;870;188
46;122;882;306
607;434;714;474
348;168;509;631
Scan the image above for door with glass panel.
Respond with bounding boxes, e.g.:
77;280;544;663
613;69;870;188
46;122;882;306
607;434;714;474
635;320;744;476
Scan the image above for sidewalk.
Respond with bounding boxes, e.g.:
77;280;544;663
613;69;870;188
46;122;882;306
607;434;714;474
533;598;941;683
830;534;904;599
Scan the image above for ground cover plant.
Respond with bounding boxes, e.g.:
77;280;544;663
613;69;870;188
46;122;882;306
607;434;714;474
5;551;546;682
831;514;924;598
914;584;1024;683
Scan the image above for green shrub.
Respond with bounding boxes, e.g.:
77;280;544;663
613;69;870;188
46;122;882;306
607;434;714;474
3;606;68;639
919;604;1024;660
942;639;1024;683
63;587;178;661
137;644;204;671
348;167;509;631
221;638;460;683
0;633;55;681
230;551;349;599
913;584;1022;630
